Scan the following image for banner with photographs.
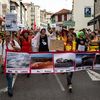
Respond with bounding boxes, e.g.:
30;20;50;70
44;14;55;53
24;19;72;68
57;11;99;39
5;51;100;74
54;53;75;73
75;53;95;71
6;52;30;73
30;53;53;73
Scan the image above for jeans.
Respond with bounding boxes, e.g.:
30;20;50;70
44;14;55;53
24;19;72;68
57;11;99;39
66;72;73;86
6;73;13;94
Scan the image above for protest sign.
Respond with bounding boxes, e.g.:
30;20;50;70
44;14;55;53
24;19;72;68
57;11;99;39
5;13;17;31
50;40;64;51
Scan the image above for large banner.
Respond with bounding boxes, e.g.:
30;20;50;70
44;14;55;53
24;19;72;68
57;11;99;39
5;51;100;74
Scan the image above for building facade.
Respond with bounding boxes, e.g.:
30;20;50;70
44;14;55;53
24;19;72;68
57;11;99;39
24;3;31;29
51;9;72;27
95;0;100;29
73;0;94;32
40;9;52;28
34;5;40;28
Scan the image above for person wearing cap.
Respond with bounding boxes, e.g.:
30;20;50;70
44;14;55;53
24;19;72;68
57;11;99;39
0;32;21;97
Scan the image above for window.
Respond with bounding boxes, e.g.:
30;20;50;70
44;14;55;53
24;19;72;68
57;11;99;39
10;6;16;10
58;15;62;22
64;14;67;21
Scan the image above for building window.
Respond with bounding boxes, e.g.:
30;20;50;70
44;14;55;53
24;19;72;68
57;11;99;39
10;6;16;10
58;15;62;22
64;14;67;21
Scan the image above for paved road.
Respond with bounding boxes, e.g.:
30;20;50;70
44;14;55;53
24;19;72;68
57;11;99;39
0;71;100;100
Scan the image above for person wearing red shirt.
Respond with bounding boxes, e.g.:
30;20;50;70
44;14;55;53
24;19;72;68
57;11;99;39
20;30;32;52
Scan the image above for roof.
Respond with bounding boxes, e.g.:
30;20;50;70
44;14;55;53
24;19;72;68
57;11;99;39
51;9;72;18
20;2;27;10
53;9;71;15
10;0;19;6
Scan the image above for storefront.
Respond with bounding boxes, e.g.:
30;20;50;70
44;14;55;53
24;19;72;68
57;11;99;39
88;14;100;30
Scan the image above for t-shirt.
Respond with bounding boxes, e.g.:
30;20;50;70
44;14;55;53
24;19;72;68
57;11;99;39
39;35;49;52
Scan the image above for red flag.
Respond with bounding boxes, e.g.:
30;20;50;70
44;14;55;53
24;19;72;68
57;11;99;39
33;19;36;31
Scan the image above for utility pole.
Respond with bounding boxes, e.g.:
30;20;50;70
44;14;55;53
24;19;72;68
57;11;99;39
93;0;97;31
20;0;22;24
93;0;95;31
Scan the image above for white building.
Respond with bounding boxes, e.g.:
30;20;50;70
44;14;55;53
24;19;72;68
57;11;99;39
10;0;27;28
34;5;40;28
21;2;27;27
73;0;94;32
25;3;40;29
40;10;52;28
24;3;31;29
0;0;10;17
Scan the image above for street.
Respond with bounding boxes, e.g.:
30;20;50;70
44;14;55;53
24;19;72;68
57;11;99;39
0;71;100;100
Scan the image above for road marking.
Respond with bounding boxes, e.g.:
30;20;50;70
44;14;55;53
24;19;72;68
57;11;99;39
54;74;65;91
0;74;18;94
87;70;100;81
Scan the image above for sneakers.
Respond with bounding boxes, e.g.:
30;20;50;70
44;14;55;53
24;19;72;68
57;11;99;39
68;84;72;93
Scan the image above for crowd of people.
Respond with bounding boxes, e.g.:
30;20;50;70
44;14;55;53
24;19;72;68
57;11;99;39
0;27;100;97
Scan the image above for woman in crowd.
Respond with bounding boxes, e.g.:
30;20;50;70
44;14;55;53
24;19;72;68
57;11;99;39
38;28;50;52
19;30;32;52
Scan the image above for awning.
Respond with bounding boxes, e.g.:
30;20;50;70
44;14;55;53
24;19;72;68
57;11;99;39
87;15;100;26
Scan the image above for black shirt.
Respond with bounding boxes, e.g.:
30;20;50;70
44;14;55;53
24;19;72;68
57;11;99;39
39;34;49;52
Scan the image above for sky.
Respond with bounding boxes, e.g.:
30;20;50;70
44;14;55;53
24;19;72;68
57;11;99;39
22;0;72;13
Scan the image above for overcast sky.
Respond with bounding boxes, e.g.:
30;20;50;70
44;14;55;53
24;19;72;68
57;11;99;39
22;0;72;13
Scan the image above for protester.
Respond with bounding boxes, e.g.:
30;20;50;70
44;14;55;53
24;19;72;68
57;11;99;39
50;27;57;39
33;28;50;52
19;30;32;52
60;28;76;93
76;31;86;51
0;32;21;97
